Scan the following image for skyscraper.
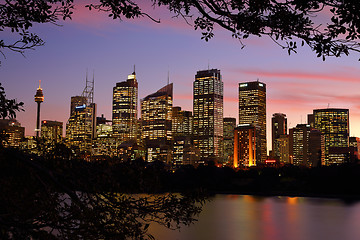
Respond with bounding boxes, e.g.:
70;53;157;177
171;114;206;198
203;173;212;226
313;108;349;165
289;124;324;167
34;80;44;138
112;71;138;143
193;69;223;163
141;83;173;163
238;81;267;164
41;120;63;143
66;75;96;155
0;119;24;147
234;124;259;167
223;117;236;164
289;124;311;166
172;106;194;167
272;113;287;160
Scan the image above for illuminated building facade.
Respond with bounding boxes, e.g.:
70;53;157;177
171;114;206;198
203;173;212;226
239;81;267;164
290;124;324;167
0;119;24;147
349;137;360;161
272;113;287;160
92;115;117;158
112;71;138;143
172;106;193;137
313;108;349;165
234;124;259;167
66;76;96;154
141;83;173;163
41;120;63;143
172;106;193;167
223;117;236;164
193;69;223;163
277;135;290;164
66;102;96;153
289;124;311;166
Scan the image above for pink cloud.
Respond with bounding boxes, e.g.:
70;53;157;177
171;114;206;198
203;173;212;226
231;68;360;83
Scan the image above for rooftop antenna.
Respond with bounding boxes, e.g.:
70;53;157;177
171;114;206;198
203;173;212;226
133;64;136;74
208;60;210;70
327;103;330;108
82;69;94;105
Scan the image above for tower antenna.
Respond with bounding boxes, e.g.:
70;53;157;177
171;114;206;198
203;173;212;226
82;69;94;105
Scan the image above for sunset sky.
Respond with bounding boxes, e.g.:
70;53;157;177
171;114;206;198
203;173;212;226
2;1;360;152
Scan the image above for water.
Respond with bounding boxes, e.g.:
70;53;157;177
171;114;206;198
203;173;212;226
149;195;360;240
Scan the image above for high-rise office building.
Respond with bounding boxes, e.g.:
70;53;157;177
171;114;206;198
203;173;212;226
93;115;117;158
0;119;24;147
313;108;349;165
234;124;259;167
66;75;96;155
112;71;138;143
172;106;194;167
272;113;287;160
193;69;223;163
141;83;173;163
238;81;267;164
41;120;63;143
349;137;360;162
223;117;236;164
277;135;290;164
289;124;324;167
289;124;311;166
172;106;193;137
309;129;325;167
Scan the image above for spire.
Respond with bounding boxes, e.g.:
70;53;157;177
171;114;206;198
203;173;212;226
38;80;42;89
133;64;136;75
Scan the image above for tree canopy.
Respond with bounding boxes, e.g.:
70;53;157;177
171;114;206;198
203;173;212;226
0;83;24;119
2;0;360;60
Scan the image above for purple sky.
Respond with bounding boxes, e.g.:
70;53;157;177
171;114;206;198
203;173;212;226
2;2;360;152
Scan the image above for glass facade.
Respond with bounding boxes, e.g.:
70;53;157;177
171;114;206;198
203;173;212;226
193;69;223;163
66;96;96;154
234;124;259;167
313;108;349;165
112;72;138;143
223;117;236;164
272;113;287;160
41;120;63;143
141;83;173;163
238;81;267;164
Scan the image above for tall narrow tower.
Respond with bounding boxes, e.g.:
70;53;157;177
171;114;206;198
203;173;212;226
193;69;224;163
112;70;138;143
239;81;266;165
34;80;44;138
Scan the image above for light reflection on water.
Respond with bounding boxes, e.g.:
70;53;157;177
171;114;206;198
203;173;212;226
149;195;360;240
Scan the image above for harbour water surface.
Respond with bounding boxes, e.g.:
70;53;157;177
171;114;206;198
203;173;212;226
150;194;360;240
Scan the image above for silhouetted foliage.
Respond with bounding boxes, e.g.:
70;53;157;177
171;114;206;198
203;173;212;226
2;1;360;60
0;83;24;119
0;148;206;239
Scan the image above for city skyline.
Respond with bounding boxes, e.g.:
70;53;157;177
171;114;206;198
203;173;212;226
2;1;360;154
